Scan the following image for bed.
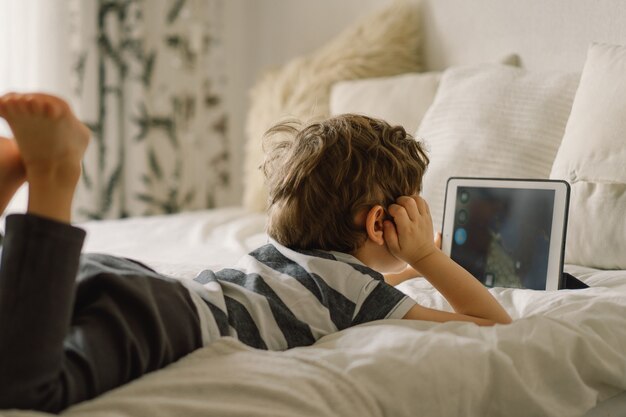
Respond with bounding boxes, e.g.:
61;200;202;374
2;0;626;416
0;209;624;417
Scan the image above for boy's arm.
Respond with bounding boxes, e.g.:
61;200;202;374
402;250;512;326
384;232;441;286
384;196;512;326
402;303;502;326
384;265;420;286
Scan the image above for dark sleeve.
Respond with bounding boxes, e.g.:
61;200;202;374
351;280;416;326
0;214;86;409
0;214;86;360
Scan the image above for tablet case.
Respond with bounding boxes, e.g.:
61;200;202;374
562;272;589;289
444;177;573;291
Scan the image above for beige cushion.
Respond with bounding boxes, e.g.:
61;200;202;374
330;72;441;135
243;0;423;212
550;43;626;269
416;64;580;232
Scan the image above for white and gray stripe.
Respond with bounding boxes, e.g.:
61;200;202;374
192;240;416;350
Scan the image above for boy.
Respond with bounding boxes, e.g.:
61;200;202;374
0;93;511;412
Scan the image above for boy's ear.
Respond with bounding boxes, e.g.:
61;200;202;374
365;205;386;245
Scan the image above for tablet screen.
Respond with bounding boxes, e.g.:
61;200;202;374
449;186;555;290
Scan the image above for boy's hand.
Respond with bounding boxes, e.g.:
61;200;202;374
383;196;438;267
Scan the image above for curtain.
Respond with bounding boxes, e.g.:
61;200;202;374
69;0;230;220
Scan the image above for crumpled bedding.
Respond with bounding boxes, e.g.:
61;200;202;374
1;209;625;417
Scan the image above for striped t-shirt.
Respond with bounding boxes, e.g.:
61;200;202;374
186;239;416;350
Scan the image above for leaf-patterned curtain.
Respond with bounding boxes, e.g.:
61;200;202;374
69;0;229;221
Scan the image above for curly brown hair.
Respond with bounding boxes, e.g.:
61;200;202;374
262;114;429;253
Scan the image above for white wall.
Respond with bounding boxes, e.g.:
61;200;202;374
224;0;392;203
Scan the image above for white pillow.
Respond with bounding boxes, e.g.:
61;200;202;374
417;64;580;232
550;43;626;269
328;55;520;136
329;72;441;135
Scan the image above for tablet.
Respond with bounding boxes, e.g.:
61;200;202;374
441;177;570;290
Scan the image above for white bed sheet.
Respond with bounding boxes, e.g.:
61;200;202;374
1;208;625;417
81;207;268;279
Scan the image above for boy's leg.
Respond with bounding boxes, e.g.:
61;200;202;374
0;214;203;412
0;92;89;223
0;94;204;412
0;213;86;411
0;136;25;215
0;93;90;411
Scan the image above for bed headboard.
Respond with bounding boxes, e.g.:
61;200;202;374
419;0;626;72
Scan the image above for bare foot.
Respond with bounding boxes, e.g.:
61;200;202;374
0;136;26;214
0;136;25;183
0;93;90;185
0;93;91;222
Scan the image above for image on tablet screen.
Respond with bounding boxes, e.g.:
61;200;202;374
450;187;555;290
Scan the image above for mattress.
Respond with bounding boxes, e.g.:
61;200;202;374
1;208;625;417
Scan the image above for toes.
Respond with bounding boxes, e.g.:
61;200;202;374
0;93;27;117
0;92;18;102
0;93;69;119
14;97;29;113
24;95;43;115
33;93;70;118
41;100;59;118
0;93;18;117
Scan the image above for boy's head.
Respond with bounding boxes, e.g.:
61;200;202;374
262;114;429;254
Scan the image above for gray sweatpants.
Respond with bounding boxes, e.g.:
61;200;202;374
0;214;203;413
